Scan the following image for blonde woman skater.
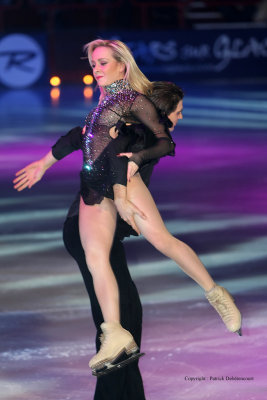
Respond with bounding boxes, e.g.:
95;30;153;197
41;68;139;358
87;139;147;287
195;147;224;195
14;39;241;377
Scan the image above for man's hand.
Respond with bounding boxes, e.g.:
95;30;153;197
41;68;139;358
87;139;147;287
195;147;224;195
13;150;58;191
114;198;146;235
117;152;139;182
13;160;46;191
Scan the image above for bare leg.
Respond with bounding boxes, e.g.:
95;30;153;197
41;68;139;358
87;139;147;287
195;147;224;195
127;175;215;291
126;175;242;335
79;196;119;322
79;196;141;373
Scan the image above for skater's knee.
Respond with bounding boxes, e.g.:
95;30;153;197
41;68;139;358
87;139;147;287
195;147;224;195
83;245;109;272
149;231;173;253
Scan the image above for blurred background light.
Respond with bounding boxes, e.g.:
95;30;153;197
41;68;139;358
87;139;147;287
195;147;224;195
50;87;60;104
83;86;93;99
83;75;94;85
50;76;61;87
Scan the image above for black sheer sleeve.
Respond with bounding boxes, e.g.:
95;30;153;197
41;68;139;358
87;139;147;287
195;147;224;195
129;95;175;166
107;133;131;186
51;126;83;160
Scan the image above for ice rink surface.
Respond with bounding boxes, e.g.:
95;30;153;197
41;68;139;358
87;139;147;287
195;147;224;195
1;81;267;399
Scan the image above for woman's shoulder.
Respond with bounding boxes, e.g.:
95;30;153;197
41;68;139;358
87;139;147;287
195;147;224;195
133;92;153;104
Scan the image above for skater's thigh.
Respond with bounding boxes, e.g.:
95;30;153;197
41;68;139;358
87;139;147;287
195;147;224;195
79;196;117;255
127;175;169;242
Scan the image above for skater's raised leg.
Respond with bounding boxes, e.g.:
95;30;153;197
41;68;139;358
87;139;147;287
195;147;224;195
127;175;242;335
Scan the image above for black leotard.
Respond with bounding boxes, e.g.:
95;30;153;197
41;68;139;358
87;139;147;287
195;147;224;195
80;79;174;205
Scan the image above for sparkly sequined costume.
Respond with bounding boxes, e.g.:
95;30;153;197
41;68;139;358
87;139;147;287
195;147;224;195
81;79;174;205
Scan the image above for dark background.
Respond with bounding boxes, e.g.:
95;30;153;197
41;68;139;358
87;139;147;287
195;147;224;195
0;0;267;87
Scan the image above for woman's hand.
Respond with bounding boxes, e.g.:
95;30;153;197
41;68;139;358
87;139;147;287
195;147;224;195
117;152;139;182
13;160;46;191
114;198;146;235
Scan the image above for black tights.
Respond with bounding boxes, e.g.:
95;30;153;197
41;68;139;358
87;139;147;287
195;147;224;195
63;216;146;400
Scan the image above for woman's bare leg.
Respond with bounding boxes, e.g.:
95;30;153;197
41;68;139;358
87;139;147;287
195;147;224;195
127;175;215;291
79;196;141;372
79;196;120;322
126;175;242;334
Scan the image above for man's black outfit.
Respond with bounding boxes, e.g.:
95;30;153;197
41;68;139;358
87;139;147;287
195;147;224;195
63;211;145;400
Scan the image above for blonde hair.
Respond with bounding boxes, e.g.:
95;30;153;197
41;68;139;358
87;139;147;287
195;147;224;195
84;39;152;98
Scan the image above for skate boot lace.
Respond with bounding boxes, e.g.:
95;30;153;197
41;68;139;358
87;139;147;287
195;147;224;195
211;293;235;323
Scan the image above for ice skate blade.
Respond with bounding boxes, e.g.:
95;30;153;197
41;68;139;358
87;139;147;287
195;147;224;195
235;328;242;336
92;352;145;377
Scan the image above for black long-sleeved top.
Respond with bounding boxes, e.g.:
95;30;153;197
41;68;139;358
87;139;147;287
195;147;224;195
52;120;174;189
52;114;175;239
52;124;163;185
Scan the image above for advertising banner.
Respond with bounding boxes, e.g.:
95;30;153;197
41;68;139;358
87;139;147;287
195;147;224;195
108;28;267;80
0;33;47;88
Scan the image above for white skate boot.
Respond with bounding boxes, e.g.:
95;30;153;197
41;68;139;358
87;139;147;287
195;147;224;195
89;322;144;377
205;285;242;336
